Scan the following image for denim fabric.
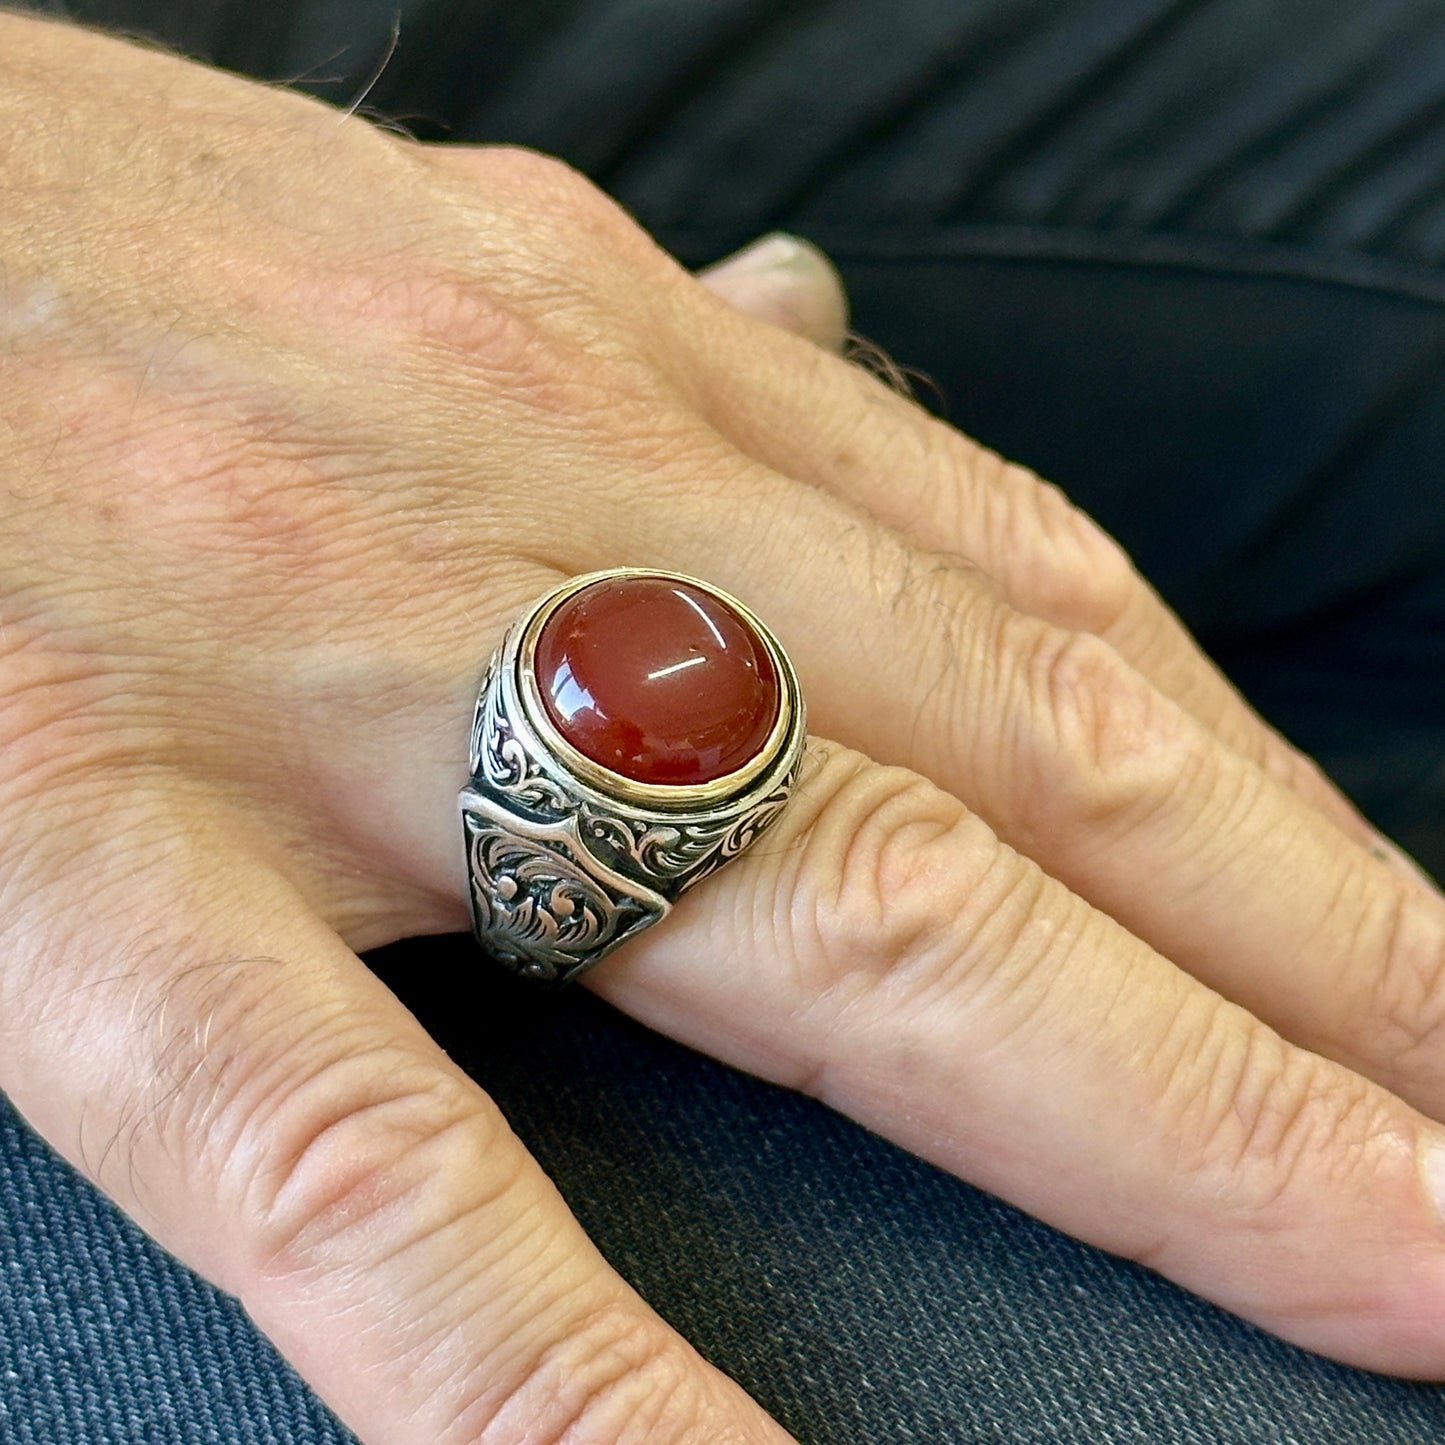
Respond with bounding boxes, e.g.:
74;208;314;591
3;1;1445;1440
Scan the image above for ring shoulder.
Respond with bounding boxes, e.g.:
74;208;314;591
460;792;669;986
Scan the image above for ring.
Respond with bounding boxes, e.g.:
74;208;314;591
459;568;806;986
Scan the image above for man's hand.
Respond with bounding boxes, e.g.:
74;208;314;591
2;14;1444;1445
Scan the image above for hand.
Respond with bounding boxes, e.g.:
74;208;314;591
1;15;1443;1445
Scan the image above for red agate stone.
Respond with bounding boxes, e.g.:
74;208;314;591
534;575;780;785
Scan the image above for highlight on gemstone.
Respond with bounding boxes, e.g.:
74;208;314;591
533;574;781;786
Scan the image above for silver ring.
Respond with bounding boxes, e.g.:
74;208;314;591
459;568;806;986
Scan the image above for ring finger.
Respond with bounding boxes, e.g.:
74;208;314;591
553;449;1445;1119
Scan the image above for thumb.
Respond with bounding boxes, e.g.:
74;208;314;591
698;234;850;352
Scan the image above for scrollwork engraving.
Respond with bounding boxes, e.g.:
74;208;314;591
463;808;667;985
577;774;796;892
474;660;572;817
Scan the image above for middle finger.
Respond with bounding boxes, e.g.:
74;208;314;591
675;287;1375;847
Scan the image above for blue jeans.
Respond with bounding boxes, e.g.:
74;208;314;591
4;1;1444;1439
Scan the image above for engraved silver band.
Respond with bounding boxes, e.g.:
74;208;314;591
459;569;806;986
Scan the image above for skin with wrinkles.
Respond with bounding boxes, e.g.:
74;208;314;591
2;13;1445;1445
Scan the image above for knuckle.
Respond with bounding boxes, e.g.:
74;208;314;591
474;1305;712;1445
441;146;654;285
474;145;612;218
798;759;980;976
1254;731;1330;796
233;1044;522;1283
1352;884;1445;1089
987;457;1140;635
1171;1008;1395;1213
1015;623;1198;845
791;750;1035;1009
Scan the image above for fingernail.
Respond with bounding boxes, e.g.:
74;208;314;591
1371;835;1442;893
699;232;818;282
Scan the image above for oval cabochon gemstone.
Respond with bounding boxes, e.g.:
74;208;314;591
534;576;781;786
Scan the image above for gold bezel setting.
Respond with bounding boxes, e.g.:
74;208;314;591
513;568;797;811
